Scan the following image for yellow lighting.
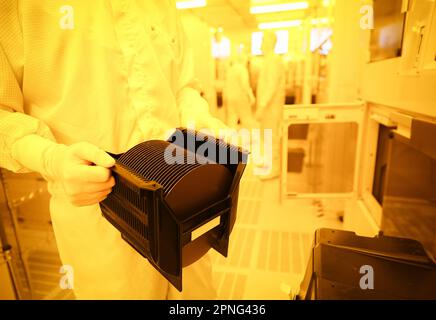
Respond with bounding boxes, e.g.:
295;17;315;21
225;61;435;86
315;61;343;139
311;17;330;25
259;17;330;30
252;30;289;55
258;20;302;30
212;36;231;58
250;2;309;14
322;0;333;7
176;0;206;10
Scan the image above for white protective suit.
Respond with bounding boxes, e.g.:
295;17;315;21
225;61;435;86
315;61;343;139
223;57;257;129
0;0;226;299
255;32;286;178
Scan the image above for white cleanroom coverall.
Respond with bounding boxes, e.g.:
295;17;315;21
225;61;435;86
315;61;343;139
0;0;225;299
255;33;286;177
223;57;257;129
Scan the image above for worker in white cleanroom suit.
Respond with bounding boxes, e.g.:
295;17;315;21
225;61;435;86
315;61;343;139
255;31;286;179
0;0;226;299
223;54;257;129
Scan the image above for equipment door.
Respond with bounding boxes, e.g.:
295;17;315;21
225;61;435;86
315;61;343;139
281;102;366;201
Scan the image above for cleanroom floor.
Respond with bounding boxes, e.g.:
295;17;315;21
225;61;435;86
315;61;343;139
210;165;344;300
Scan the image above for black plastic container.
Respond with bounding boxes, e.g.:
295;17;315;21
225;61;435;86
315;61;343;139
298;228;436;300
100;128;248;291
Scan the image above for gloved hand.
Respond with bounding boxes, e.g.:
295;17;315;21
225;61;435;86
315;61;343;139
11;135;115;207
43;143;116;206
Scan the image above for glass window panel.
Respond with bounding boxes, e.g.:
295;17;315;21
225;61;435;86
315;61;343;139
287;123;358;194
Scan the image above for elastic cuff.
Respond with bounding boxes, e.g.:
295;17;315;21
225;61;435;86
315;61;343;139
10;134;59;176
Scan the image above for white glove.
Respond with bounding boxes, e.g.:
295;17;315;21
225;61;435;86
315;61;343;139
11;135;115;207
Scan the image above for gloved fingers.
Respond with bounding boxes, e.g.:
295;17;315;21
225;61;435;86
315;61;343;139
71;142;115;168
66;177;115;195
70;165;113;183
69;189;113;207
70;195;109;207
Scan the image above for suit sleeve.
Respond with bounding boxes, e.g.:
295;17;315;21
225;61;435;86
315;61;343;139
0;0;56;173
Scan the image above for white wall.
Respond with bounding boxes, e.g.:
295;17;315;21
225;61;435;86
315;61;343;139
326;0;366;103
361;0;436;119
362;59;436;119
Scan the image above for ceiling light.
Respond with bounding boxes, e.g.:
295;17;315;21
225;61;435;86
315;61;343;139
250;2;309;14
322;0;332;7
311;17;330;25
258;20;303;30
176;0;207;10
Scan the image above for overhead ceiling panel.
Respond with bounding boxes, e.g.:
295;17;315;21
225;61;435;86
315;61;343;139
180;0;327;31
